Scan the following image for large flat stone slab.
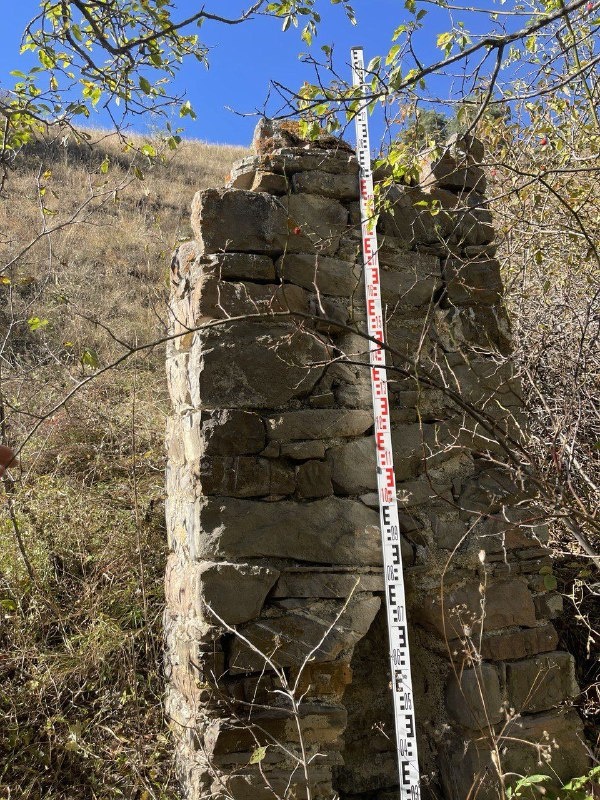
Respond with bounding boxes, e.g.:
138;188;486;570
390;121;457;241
188;321;330;409
191;188;288;255
189;496;382;565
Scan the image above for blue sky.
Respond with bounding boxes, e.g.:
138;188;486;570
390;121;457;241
0;1;517;147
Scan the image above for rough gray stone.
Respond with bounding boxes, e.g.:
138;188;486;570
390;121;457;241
196;562;280;625
199;409;266;456
189;321;330;409
191;276;309;323
266;409;372;441
251;171;288;194
446;133;485;164
190;496;382;565
415;579;537;639
534;592;563;620
272;571;384;598
443;258;503;305
327;424;463;495
191;188;288;255
281;193;348;255
481;624;559;661
296;460;333;499
380;185;494;249
396;478;454;508
202;252;276;282
446;663;503;728
224;768;335;800
197;456;295;497
205;705;348;759
433;303;512;356
379;252;441;306
164;556;278;626
506;651;579;713
292;170;359;200
264;148;360;176
276;252;360;296
280;440;326;460
354;252;442;308
226;155;259;189
440;710;589;800
327;437;377;495
501;710;589;784
228;595;381;671
431;511;468;550
420;150;487;193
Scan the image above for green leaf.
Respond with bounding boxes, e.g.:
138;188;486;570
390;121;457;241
100;157;109;174
543;574;558;591
141;143;156;157
27;316;49;332
386;45;400;65
139;76;152;95
301;25;312;45
179;100;197;119
436;31;454;56
525;35;537;53
249;746;267;765
80;347;99;369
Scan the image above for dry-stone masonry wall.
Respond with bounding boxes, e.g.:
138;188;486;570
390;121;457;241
164;122;589;800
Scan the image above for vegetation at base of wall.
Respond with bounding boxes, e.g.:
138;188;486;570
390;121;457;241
0;131;247;799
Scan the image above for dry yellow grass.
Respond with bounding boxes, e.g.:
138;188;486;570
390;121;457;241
0;128;248;799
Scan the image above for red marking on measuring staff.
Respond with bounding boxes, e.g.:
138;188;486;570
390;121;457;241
351;45;421;800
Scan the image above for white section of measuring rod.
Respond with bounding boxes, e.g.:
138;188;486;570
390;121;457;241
350;46;421;800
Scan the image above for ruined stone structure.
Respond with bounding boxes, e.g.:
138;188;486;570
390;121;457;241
164;123;589;800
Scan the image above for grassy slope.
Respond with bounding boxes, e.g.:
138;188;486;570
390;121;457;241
0;130;247;800
1;128;597;798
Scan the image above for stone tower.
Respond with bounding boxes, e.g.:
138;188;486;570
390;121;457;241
164;122;589;800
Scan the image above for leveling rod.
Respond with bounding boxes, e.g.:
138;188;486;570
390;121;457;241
350;46;421;800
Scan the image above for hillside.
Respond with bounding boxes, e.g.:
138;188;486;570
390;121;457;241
0;126;597;798
0;130;247;799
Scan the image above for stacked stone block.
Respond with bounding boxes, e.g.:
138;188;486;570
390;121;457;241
165;124;589;800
